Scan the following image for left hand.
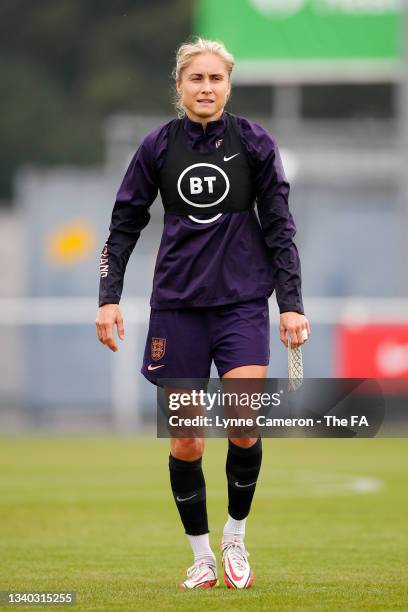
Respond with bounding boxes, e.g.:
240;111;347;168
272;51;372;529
279;312;311;349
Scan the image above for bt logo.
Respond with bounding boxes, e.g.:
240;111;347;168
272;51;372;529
177;163;230;208
190;176;216;195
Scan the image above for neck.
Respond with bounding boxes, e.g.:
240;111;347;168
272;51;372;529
185;108;224;130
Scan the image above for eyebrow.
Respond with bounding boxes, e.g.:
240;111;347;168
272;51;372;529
188;72;225;78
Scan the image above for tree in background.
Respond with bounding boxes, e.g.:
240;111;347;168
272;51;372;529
0;0;191;200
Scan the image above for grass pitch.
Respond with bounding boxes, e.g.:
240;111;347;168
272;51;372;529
0;437;407;611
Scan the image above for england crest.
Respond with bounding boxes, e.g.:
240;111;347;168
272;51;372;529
151;337;166;361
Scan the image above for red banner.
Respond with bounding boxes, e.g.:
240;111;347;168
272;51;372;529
335;324;408;378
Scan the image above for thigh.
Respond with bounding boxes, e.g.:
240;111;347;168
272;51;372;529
141;308;212;386
211;297;270;378
222;364;268;378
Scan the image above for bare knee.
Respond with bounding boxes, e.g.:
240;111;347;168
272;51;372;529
171;437;205;461
229;437;259;449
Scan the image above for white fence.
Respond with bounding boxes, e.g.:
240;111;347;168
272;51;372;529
0;296;407;433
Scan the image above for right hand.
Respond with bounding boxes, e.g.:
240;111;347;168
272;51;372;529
95;304;124;352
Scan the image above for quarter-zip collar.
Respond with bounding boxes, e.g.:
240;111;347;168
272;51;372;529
182;111;227;142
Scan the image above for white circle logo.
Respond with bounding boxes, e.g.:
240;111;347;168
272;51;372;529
177;163;230;208
188;213;223;224
249;0;305;16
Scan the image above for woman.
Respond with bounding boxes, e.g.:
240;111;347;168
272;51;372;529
96;37;310;590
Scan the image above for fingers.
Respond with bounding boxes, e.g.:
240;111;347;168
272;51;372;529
104;324;118;352
281;320;311;349
290;327;307;348
96;322;107;345
96;310;123;352
96;322;109;348
279;326;302;347
116;316;125;341
96;322;118;352
96;323;104;343
288;328;301;349
279;325;289;349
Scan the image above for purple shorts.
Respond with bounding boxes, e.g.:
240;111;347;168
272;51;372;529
141;297;270;386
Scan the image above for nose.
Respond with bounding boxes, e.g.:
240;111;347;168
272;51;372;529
201;78;213;93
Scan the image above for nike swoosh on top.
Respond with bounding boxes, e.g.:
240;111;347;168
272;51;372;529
234;481;257;488
148;364;165;371
176;493;197;502
193;571;209;584
227;557;244;582
223;153;240;162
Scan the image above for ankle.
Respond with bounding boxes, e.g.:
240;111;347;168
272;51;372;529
223;514;247;540
195;552;216;565
221;533;245;544
187;533;215;564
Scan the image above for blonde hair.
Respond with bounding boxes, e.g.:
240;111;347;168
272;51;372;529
172;37;235;117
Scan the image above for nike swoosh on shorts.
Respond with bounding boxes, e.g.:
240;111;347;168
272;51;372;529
148;364;165;371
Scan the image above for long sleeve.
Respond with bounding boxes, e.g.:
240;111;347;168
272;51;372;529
239;118;304;315
98;130;162;307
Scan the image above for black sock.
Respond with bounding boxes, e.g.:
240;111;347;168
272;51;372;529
169;454;209;536
226;437;262;520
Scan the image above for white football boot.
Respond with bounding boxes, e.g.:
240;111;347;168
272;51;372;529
179;558;218;589
221;536;254;589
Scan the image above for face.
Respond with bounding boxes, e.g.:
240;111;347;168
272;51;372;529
176;52;231;124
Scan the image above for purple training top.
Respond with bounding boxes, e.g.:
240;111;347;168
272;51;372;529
99;111;304;314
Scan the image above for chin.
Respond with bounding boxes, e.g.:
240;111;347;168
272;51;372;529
193;106;221;118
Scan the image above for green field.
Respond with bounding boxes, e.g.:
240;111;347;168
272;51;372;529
0;437;407;611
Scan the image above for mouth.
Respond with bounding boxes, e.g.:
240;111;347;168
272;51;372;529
197;99;214;104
